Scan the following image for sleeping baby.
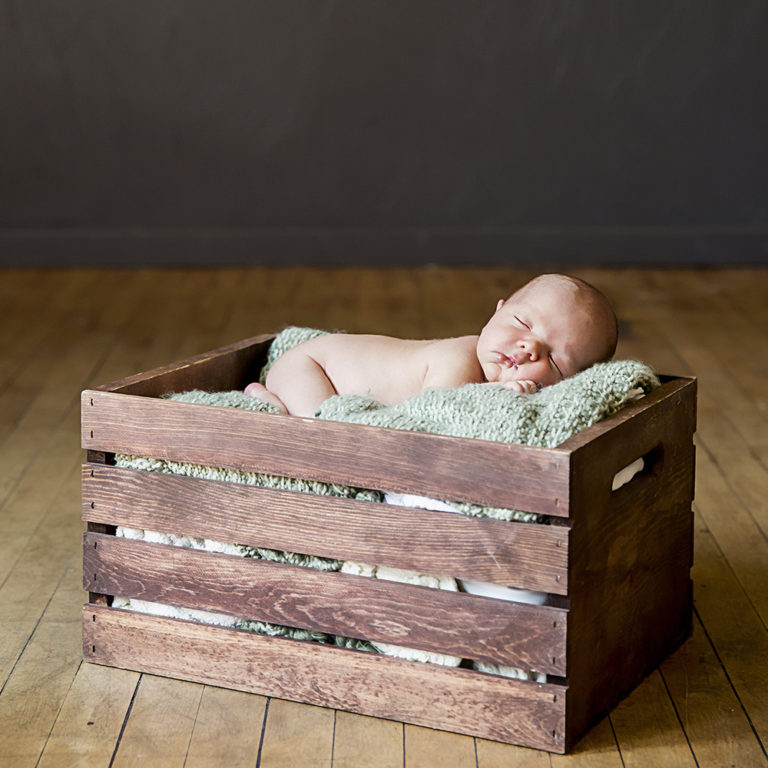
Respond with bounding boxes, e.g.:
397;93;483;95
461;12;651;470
244;273;618;417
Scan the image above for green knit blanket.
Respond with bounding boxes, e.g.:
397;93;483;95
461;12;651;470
124;325;659;517
116;326;659;653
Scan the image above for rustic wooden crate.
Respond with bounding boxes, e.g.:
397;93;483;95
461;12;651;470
81;334;696;753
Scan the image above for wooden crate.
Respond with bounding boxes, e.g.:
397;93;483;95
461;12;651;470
81;334;696;753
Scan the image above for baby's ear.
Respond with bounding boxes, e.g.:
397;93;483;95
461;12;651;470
496;299;505;312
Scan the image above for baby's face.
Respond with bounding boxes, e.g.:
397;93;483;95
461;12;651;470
476;279;609;389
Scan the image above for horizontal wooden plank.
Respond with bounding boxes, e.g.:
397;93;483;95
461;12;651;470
83;533;568;674
95;334;274;397
81;389;571;515
82;604;567;752
81;463;569;593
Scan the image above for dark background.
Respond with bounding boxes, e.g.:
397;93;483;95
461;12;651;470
1;1;766;266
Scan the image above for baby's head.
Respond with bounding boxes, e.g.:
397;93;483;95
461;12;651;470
477;273;618;390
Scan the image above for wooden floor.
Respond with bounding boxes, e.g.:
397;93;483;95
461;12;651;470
0;267;766;767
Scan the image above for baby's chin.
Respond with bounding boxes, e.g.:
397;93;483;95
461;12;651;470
481;362;504;383
483;363;524;386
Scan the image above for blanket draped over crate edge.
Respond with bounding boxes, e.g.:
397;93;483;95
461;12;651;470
114;326;660;670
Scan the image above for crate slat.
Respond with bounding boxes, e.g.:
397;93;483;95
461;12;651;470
81;389;571;515
83;533;568;674
82;463;569;593
79;332;697;754
83;604;568;752
96;334;274;396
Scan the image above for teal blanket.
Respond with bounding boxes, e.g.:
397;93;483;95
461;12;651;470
119;325;659;523
263;327;659;452
115;327;659;654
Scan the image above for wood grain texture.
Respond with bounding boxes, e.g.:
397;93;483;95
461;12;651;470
0;558;85;766
83;532;568;674
35;663;138;768
82;462;570;593
83;604;568;752
332;712;403;768
185;687;268;768
0;269;227;766
5;267;766;765
109;674;203;768
258;700;334;768
476;736;552;767
403;724;477;768
97;334;274;396
81;388;571;515
659;616;767;767
557;377;694;459
564;377;696;749
79;349;696;751
690;510;768;748
609;671;697;768
549;717;623;768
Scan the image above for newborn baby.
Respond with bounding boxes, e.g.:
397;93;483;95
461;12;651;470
245;273;618;418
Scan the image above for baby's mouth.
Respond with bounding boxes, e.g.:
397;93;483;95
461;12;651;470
494;352;518;370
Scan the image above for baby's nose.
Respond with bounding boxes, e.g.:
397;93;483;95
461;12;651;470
520;338;541;361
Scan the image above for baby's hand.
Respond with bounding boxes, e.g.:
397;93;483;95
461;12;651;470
503;379;539;395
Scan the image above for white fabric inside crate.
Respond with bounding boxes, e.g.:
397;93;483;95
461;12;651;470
112;526;466;668
384;455;645;606
111;375;653;681
112;454;643;682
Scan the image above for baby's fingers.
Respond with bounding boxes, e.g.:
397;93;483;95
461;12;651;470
504;379;539;394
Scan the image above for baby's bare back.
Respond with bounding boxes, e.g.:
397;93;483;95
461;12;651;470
266;333;483;416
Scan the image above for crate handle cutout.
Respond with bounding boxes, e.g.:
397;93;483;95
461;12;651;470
611;445;663;493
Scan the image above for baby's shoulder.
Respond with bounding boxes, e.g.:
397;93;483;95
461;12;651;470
423;335;483;385
426;335;479;358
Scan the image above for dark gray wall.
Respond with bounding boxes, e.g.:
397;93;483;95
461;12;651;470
1;1;767;266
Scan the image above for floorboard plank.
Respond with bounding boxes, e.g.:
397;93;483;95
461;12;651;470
0;267;766;765
0;268;223;758
403;724;478;768
691;509;768;747
109;674;203;768
0;448;82;686
644;270;768;460
549;717;623;767
331;711;403;768
184;687;267;768
36;662;139;768
609;671;697;768
475;737;551;767
661;615;768;767
694;441;768;625
257;699;335;768
0;413;82;590
0;556;86;766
